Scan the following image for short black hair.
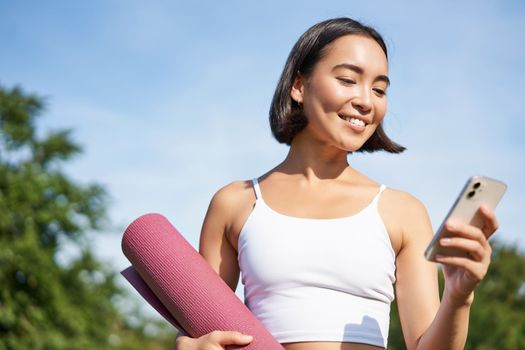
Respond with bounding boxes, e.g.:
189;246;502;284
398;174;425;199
269;17;405;153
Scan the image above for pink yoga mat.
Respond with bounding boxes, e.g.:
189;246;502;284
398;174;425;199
121;213;284;349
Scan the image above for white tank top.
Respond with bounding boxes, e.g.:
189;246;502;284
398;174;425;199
237;179;396;348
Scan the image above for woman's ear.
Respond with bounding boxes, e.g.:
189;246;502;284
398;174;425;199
290;72;304;105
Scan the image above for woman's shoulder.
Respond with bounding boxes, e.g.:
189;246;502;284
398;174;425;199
212;179;254;203
207;180;257;220
380;186;433;252
382;186;428;216
353;170;427;214
206;180;259;247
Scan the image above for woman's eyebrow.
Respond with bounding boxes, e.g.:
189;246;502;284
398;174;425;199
332;63;390;86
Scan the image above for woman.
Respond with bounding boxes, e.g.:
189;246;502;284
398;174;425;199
176;17;498;350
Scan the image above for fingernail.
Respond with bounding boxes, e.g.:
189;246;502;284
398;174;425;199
446;220;457;229
241;335;253;341
440;238;451;245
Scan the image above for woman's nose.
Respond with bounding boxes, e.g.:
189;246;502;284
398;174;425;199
351;86;372;113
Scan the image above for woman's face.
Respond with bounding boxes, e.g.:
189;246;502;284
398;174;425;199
292;35;389;152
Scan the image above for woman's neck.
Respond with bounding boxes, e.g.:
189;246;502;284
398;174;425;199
276;134;353;182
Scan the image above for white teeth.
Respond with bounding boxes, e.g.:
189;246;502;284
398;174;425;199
348;117;365;127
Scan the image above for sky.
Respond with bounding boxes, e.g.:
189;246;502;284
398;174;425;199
1;1;524;303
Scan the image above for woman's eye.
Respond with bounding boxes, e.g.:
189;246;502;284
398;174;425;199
373;88;387;96
337;78;356;85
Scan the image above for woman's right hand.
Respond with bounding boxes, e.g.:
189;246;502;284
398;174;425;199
175;330;253;350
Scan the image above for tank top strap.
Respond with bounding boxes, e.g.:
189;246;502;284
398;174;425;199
252;178;263;200
371;184;387;206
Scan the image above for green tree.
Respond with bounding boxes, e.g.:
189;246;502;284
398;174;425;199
0;85;175;349
466;242;525;349
388;241;525;349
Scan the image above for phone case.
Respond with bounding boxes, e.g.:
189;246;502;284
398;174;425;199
424;176;507;261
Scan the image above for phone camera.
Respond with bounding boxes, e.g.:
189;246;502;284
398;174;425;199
467;190;476;199
473;182;481;189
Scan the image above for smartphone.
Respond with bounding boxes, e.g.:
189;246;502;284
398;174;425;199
424;176;507;262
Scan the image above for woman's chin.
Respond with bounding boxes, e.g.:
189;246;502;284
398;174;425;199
336;138;368;153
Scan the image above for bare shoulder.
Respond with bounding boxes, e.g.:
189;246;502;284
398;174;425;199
209;180;254;216
206;180;257;247
381;187;428;216
379;187;432;253
199;180;255;289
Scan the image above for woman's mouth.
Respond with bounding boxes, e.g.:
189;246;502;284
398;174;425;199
338;114;368;128
339;115;368;132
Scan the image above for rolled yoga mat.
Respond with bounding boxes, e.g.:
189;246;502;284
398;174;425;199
121;213;284;350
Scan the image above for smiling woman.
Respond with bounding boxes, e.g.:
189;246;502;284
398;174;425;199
288;34;391;152
269;18;404;154
175;17;501;350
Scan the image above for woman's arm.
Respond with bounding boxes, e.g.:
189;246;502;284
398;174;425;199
175;181;255;350
199;183;246;290
392;192;498;350
387;192;441;350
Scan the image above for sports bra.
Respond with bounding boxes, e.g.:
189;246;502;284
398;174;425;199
237;178;396;348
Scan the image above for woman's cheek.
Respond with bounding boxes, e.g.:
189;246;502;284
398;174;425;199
321;84;349;110
374;99;387;123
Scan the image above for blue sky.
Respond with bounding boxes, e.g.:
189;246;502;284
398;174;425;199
1;1;524;297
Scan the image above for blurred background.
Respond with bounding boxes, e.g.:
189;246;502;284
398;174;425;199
1;1;524;349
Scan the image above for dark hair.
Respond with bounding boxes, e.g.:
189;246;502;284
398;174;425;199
269;17;405;153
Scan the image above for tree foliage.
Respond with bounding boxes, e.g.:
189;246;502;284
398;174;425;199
0;85;175;349
388;241;525;349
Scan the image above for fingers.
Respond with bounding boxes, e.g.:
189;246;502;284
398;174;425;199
437;207;500;298
210;331;253;346
439;236;486;261
438;219;494;287
175;331;253;350
443;220;493;262
435;254;488;284
445;205;500;241
174;335;189;350
479;205;499;238
445;220;489;249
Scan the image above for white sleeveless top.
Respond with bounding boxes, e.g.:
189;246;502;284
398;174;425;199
237;179;396;348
